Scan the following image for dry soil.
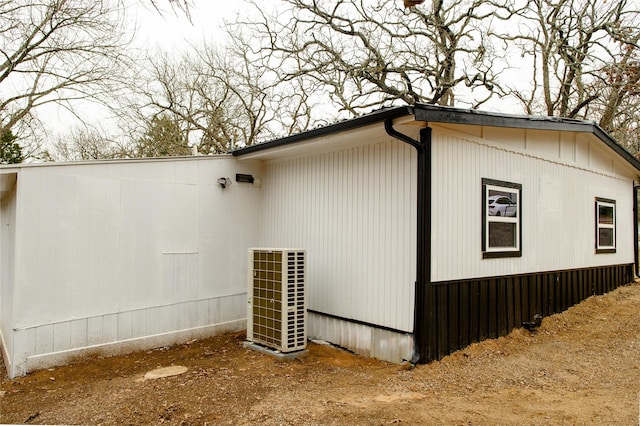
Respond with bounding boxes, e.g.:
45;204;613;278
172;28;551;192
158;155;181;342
1;282;640;425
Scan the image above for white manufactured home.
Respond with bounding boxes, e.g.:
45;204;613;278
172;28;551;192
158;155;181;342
1;105;638;377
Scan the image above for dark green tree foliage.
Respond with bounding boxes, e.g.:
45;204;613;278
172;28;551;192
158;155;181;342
0;130;24;164
135;115;192;158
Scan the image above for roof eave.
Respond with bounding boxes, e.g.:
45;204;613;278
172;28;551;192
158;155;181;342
232;106;412;157
233;103;640;173
414;104;592;132
590;125;640;173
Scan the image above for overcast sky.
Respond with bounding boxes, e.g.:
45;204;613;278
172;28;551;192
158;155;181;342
41;0;522;142
40;1;245;137
133;2;243;49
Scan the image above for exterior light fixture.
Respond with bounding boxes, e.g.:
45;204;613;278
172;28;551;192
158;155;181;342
236;173;255;184
217;177;231;189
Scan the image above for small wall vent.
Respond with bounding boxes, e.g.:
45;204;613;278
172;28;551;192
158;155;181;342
247;248;307;352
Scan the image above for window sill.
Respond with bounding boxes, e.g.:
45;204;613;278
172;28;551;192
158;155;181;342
595;248;616;254
483;251;522;259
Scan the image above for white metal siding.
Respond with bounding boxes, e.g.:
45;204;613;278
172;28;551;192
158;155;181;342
0;182;17;363
431;126;636;282
260;140;417;333
14;292;247;375
308;311;412;363
5;156;262;377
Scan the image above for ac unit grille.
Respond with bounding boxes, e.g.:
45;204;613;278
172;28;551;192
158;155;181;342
248;249;306;352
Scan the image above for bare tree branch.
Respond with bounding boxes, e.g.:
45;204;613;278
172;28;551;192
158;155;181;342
228;0;516;117
124;41;311;156
0;0;132;158
148;0;193;21
500;0;639;120
46;126;130;161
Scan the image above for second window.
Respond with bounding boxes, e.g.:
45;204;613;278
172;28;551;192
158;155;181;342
482;178;522;258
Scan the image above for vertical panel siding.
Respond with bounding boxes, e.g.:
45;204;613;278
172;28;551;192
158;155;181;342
428;264;633;361
0;184;17;360
14;157;262;328
431;129;635;282
261;140;417;332
7;157;263;377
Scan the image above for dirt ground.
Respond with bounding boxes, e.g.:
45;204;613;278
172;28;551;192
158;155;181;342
1;282;639;425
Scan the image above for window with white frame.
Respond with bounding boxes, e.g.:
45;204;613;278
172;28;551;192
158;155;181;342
595;197;616;253
482;178;522;258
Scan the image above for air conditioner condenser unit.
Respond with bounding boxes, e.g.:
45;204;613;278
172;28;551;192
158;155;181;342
247;248;307;353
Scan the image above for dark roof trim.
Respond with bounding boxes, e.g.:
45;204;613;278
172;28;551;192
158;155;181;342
591;126;640;172
233;103;640;172
231;106;411;156
414;103;593;131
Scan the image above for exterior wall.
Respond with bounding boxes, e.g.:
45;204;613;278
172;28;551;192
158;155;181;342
430;125;637;282
3;156;262;377
259;137;417;362
308;312;413;363
0;179;17;370
426;264;633;361
421;123;637;362
4;114;637;374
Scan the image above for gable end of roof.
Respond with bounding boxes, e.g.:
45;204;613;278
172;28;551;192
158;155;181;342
233;103;640;173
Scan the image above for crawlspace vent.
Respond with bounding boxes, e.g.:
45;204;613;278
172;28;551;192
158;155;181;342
247;248;306;352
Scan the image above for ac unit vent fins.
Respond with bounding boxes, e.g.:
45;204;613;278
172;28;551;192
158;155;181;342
247;248;306;352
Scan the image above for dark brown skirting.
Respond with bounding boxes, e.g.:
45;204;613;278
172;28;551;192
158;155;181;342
423;263;634;362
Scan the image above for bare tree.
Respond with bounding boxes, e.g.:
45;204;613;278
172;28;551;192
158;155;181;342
129;43;312;154
133;50;239;154
149;0;193;20
209;35;317;146
504;0;639;119
229;0;518;117
0;0;131;156
596;35;640;129
500;0;640;152
46;127;131;161
593;39;640;154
